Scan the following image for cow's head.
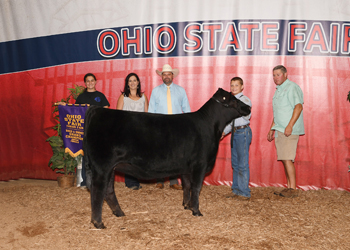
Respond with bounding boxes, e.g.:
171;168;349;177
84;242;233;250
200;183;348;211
211;88;251;116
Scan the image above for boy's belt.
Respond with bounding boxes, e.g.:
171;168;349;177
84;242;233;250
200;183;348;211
234;124;249;132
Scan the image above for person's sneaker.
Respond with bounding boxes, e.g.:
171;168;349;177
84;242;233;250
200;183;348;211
279;188;298;198
129;185;142;190
274;188;289;196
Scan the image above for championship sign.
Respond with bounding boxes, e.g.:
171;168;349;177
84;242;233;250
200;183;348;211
58;105;88;157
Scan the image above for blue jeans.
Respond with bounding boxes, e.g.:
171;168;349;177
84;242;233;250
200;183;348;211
231;126;252;198
156;177;179;185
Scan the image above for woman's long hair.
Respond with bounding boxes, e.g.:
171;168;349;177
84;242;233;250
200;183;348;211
122;73;142;97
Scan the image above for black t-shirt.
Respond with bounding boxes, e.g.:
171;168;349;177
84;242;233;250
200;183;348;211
75;91;110;107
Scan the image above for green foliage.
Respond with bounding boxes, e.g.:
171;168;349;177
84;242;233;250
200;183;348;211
68;85;86;100
348;91;350;103
46;84;85;175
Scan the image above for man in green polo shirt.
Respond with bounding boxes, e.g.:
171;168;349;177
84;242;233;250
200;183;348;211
267;65;305;198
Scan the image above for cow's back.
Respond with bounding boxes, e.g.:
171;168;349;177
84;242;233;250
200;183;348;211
85;108;214;179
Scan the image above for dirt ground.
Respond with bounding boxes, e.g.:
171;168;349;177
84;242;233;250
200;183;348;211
0;179;349;250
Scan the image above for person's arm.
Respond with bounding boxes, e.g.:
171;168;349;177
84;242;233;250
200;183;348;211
239;95;252;123
148;91;156;113
182;91;191;113
221;121;233;140
99;92;110;108
267;119;275;142
284;103;303;136
116;95;124;110
75;94;82;104
144;94;149;112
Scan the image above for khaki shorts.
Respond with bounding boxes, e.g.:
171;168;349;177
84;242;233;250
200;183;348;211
275;131;299;162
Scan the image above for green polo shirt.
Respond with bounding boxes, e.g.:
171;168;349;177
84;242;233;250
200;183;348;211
272;79;305;135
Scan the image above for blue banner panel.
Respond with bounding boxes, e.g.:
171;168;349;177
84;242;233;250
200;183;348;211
1;20;350;75
58;105;88;157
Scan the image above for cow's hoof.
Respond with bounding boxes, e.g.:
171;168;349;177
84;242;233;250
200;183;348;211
113;210;125;217
183;205;190;210
192;211;203;217
92;220;106;229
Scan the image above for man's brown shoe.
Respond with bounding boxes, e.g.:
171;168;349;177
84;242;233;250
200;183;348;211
155;183;164;189
226;193;239;199
279;188;298;198
170;184;182;190
274;188;289;196
226;193;250;200
234;195;250;201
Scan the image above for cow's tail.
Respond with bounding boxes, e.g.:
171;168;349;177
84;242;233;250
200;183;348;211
83;106;100;190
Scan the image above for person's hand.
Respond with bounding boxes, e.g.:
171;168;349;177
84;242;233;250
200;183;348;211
267;130;274;142
220;132;225;140
56;101;66;106
284;125;293;137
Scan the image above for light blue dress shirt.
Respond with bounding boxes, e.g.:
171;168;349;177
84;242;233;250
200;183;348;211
148;83;191;114
223;92;252;135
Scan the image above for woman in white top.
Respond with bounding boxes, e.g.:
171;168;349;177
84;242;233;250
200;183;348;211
116;73;149;190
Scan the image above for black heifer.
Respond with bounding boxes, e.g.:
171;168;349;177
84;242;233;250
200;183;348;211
84;88;251;228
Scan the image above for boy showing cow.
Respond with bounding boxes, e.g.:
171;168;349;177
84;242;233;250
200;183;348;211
222;77;252;201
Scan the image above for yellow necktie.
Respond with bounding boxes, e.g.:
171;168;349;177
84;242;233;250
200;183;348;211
167;86;172;114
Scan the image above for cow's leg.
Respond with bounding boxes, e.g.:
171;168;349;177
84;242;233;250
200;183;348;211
190;168;206;216
90;170;109;229
181;174;191;210
105;170;125;217
85;163;92;190
84;151;92;190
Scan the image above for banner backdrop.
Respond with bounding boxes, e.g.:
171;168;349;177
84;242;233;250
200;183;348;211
0;0;349;191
